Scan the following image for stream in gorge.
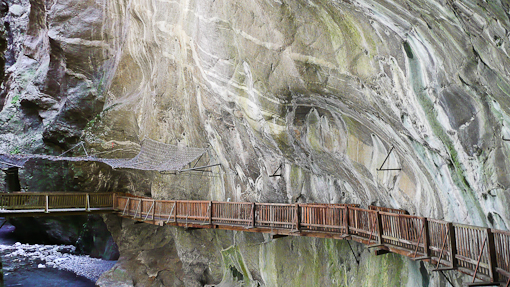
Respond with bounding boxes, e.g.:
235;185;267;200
0;219;116;286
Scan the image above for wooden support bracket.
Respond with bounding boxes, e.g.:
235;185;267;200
410;256;431;261
433;267;457;271
271;234;288;240
374;248;391;256
462;282;506;287
368;244;390;255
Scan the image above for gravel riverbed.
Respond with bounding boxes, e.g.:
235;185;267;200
1;242;116;281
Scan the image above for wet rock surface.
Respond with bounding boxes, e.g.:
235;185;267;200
2;241;116;281
8;215;119;260
0;0;509;286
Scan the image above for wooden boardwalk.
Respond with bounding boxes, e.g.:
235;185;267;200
0;192;114;217
1;192;509;286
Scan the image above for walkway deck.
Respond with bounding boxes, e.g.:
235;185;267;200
0;192;114;217
1;192;509;286
114;194;510;286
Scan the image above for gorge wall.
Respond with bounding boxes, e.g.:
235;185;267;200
1;0;510;286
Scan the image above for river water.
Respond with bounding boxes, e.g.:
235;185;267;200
0;220;115;287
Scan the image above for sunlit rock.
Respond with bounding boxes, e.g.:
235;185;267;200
0;0;509;286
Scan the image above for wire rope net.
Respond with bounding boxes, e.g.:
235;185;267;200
0;138;207;172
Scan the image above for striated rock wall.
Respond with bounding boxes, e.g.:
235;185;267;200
98;0;510;228
1;0;510;286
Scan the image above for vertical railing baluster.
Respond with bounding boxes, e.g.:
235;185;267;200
344;206;350;235
251;203;256;227
45;194;49;213
376;211;383;245
448;222;457;268
295;203;300;231
209;201;213;225
423;218;430;257
486;228;499;282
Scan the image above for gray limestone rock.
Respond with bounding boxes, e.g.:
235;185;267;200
1;0;509;286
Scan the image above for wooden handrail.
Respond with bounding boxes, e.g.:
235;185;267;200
0;192;508;284
112;194;510;283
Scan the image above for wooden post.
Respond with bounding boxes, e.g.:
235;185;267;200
376;211;384;245
251;203;256;227
447;222;457;268
45;194;49;213
86;193;90;212
137;198;142;218
294;203;300;231
151;199;156;220
486;228;499;282
208;201;213;225
423;218;430;257
345;206;350;235
112;193;116;210
174;202;178;222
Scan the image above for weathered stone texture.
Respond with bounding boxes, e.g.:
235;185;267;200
1;0;510;286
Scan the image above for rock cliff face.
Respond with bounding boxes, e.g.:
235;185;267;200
1;0;510;286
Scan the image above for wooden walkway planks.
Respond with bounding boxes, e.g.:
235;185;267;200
0;192;509;286
114;194;510;285
0;192;114;216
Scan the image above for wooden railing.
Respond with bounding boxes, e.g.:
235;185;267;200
212;202;253;226
300;204;347;233
380;212;425;253
493;230;510;281
0;192;113;213
369;205;407;214
0;192;508;285
114;194;510;285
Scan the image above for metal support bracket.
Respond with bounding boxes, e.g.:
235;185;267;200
269;164;282;177
161;163;221;174
376;146;402;171
472;236;488;283
434;227;450;270
122;198;131;216
0;161;24;168
60;141;89;157
144;201;155;221
166;203;176;224
134;199;142;218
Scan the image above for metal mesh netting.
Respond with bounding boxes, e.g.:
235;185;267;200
0;154;29;169
0;138;207;172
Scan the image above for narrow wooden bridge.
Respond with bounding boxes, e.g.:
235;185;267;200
1;192;509;286
0;192;113;217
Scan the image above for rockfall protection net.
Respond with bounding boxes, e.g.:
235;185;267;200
0;138;207;172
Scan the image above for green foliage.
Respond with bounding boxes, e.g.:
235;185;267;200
84;103;122;130
10;146;20;155
221;245;255;286
10;94;19;105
